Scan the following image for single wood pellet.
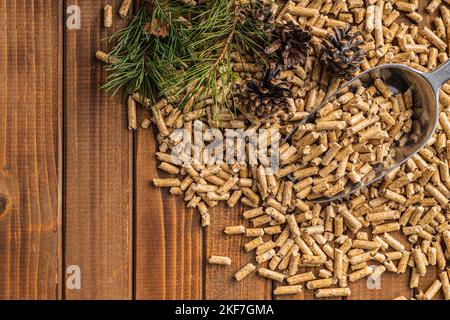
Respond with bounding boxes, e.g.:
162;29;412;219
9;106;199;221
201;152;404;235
127;95;137;130
273;285;303;295
119;0;132;18
234;263;256;281
104;5;113;28
208;255;232;266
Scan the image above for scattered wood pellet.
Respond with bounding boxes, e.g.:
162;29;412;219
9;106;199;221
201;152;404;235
234;263;256;281
273;285;303;295
104;5;113;28
141;118;151;129
127;96;137;130
423;279;442;300
208;255;231;266
258;268;285;282
119;0;132;18
315;287;351;298
95;50;116;64
152;178;180;188
224;225;246;235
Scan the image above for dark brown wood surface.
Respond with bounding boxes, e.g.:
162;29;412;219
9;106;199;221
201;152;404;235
204;205;272;300
0;0;445;300
0;0;63;299
135;124;203;299
64;0;133;299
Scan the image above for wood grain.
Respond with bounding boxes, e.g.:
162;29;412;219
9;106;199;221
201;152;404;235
0;0;63;299
134;121;203;300
204;204;272;299
133;0;203;300
64;0;133;299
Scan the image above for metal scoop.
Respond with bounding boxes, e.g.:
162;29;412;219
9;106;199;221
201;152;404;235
286;60;450;203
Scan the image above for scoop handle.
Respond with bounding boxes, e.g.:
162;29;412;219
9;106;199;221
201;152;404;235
424;59;450;92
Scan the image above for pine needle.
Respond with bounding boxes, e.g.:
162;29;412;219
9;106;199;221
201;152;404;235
103;0;274;119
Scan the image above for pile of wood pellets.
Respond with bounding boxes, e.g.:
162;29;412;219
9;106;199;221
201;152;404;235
97;0;450;299
280;81;417;200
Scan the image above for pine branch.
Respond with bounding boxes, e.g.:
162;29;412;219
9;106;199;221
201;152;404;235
102;0;274;119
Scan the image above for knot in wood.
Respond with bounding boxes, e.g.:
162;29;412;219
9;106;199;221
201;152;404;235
0;192;11;217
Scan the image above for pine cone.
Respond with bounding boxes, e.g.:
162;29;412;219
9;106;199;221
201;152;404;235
254;5;275;33
237;67;291;119
320;26;366;80
265;22;311;68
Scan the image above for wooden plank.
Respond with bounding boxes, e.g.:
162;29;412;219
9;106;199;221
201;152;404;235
135;123;203;299
64;0;133;299
0;0;63;299
204;204;272;299
133;0;203;299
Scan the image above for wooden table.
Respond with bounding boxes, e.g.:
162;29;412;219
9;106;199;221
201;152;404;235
0;0;443;300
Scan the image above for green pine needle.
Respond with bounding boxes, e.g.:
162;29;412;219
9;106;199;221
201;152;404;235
103;0;274;119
